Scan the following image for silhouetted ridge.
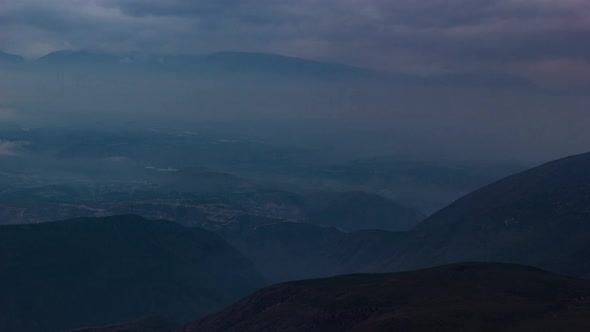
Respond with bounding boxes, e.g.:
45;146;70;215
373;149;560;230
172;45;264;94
32;50;373;78
405;151;590;277
0;51;24;63
0;215;264;332
68;317;180;332
37;50;120;64
186;262;590;332
201;51;371;76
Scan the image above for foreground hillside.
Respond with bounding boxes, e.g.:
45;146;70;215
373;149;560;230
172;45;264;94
69;317;180;332
0;215;264;332
187;263;590;332
401;152;590;277
222;151;590;282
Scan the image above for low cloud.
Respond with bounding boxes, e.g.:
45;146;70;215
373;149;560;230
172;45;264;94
0;140;28;156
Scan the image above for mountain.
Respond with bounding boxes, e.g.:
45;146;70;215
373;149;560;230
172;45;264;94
33;50;373;78
26;50;533;86
223;190;423;231
69;317;180;332
37;50;120;65
0;158;423;232
0;186;422;232
187;263;590;332
219;220;404;283
219;151;590;282
0;51;24;64
268;156;524;213
0;215;264;332
194;51;373;77
399;151;590;278
164;167;255;194
4;151;588;284
303;191;424;231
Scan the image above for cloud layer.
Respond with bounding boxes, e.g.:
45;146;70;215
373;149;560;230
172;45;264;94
1;0;589;85
0;140;27;156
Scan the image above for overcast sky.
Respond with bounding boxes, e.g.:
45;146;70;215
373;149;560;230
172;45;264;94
1;0;589;87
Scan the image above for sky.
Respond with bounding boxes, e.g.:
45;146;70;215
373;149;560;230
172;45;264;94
1;0;590;163
1;0;590;88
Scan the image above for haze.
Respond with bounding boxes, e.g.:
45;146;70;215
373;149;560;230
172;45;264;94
1;0;589;164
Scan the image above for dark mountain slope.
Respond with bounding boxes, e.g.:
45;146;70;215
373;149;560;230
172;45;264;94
219;151;590;283
297;157;524;213
0;215;264;332
223;190;423;232
303;191;424;231
37;50;120;64
34;50;373;79
196;51;372;77
220;221;345;282
401;152;590;277
0;51;24;64
69;317;180;332
219;221;405;283
187;262;590;332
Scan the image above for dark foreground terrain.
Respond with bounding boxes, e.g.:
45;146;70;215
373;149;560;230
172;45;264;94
188;263;590;332
69;317;181;332
74;263;590;332
400;151;590;277
0;215;264;332
4;151;590;331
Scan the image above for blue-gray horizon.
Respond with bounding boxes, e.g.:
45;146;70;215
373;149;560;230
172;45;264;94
1;0;589;88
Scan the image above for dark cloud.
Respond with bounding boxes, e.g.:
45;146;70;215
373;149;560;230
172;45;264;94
1;0;589;86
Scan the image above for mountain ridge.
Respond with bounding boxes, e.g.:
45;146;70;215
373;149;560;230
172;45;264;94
0;215;265;332
397;151;590;277
187;262;590;332
18;49;532;86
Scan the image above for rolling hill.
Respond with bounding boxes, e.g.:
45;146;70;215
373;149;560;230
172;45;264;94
70;263;590;332
399;152;590;277
219;151;590;282
0;215;264;332
187;262;590;332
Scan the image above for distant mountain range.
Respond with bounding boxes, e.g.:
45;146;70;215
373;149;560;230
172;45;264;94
218;151;590;281
278;157;525;213
2;151;590;284
0;49;532;87
33;50;375;79
0;188;424;233
0;164;425;233
4;150;590;331
0;51;24;64
0;215;264;332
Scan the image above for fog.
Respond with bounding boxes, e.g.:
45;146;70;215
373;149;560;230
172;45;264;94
1;55;589;165
2;3;590;331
